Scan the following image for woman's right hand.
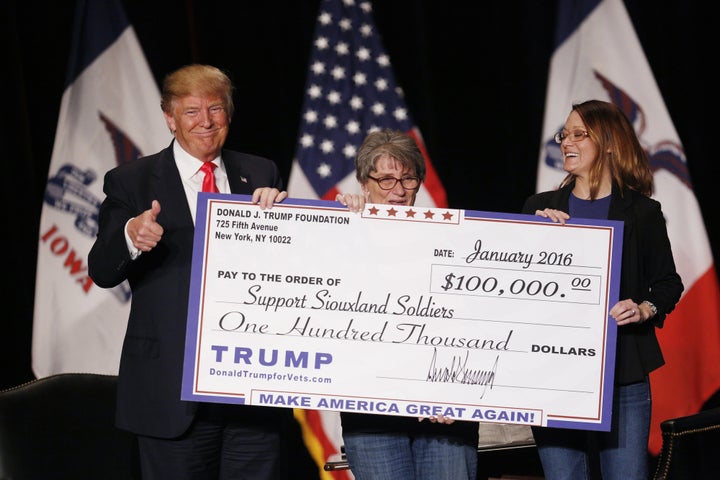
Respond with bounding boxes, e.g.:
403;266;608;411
335;193;366;213
534;208;570;224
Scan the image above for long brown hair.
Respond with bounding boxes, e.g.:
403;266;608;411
560;99;653;198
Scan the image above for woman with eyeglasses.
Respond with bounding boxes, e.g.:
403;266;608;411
335;128;479;480
522;99;684;479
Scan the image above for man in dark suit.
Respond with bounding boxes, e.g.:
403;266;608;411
89;64;291;480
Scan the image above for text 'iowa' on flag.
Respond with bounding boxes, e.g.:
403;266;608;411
32;0;170;379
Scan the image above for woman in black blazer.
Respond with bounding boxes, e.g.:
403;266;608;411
523;100;683;480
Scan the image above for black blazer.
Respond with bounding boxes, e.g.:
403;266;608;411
522;182;683;385
88;143;287;437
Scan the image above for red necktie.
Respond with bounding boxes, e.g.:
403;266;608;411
200;162;219;193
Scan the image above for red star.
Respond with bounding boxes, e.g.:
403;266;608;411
405;209;416;218
442;211;454;221
387;207;398;216
368;206;379;215
424;210;434;219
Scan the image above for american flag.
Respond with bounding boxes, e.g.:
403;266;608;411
289;1;446;477
287;0;447;208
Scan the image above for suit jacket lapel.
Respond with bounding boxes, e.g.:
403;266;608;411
152;145;194;227
224;151;256;195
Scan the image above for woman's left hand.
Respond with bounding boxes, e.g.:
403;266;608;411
610;299;646;325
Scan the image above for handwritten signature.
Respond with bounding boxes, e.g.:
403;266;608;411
426;348;497;398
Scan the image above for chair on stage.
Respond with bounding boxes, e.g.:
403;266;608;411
652;406;720;480
0;373;141;479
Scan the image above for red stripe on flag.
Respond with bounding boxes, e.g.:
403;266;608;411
649;266;720;454
322;185;341;202
294;409;351;480
407;127;448;208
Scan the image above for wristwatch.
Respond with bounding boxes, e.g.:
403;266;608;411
642;300;658;317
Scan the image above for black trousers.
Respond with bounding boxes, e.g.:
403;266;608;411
137;403;293;480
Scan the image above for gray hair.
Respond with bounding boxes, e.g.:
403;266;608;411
355;129;426;182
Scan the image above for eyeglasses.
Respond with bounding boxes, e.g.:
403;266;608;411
554;129;589;144
368;175;420;190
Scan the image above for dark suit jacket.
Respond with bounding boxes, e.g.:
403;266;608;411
88;143;288;438
522;182;683;385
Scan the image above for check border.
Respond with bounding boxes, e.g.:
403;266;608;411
182;194;623;431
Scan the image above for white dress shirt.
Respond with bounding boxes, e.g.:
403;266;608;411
172;141;229;223
125;142;229;258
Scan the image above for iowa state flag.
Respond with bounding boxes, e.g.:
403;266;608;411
537;0;720;455
32;0;170;378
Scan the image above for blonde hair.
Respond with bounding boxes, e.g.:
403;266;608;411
160;64;234;117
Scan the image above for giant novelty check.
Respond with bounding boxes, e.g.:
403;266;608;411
182;194;623;431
